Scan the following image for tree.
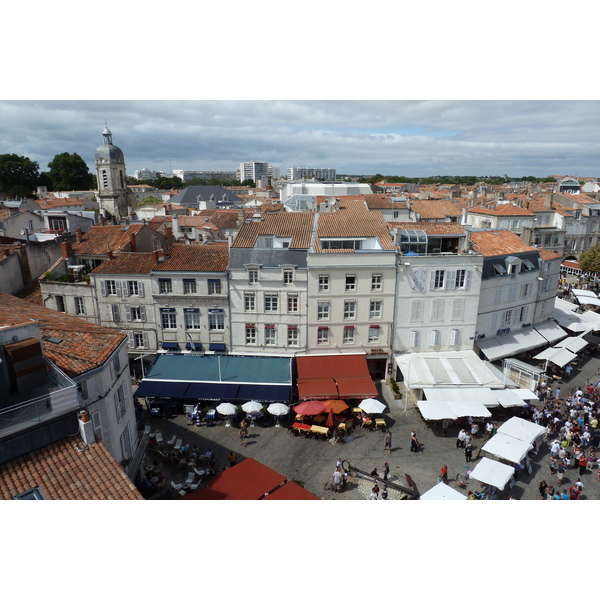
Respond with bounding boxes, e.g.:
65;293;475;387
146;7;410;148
0;153;40;194
579;244;600;273
137;195;163;207
45;152;95;191
154;176;183;189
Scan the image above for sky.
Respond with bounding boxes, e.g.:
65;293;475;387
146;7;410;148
1;99;599;179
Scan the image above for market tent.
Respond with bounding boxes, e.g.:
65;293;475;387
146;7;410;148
489;389;527;408
554;298;600;332
477;328;548;362
447;401;491;418
417;400;457;421
423;386;499;407
571;288;598;299
509;388;538;402
575;296;600;307
497;416;545;445
534;319;568;344
481;432;532;464
469;457;515;490
554;335;588;354
420;481;467;500
533;346;577;368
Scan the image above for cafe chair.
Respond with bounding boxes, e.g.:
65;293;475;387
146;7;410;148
189;480;201;491
167;435;176;446
185;472;195;486
155;432;163;444
170;480;183;492
194;468;206;477
174;439;183;451
143;425;151;436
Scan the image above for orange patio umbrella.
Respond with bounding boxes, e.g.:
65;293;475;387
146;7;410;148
321;399;350;414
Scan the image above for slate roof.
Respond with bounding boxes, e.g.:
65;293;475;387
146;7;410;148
0;438;143;500
0;293;126;378
152;243;229;272
91;252;156;275
169;186;244;207
232;212;316;249
469;230;537;257
73;224;145;256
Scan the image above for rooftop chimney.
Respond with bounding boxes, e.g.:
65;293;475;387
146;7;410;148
75;228;83;243
61;241;72;259
107;250;114;259
129;232;137;252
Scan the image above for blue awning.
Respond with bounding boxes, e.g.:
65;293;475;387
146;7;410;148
209;343;226;351
162;342;180;350
236;384;290;403
185;342;203;351
184;382;239;400
134;381;189;398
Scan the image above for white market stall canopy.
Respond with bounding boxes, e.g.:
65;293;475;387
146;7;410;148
423;386;499;407
469;457;515;490
481;432;532;464
420;481;467;500
554;335;588;354
510;387;538;402
533;346;577;368
576;296;600;307
417;399;491;420
571;288;598;299
489;388;527;408
496;416;546;445
395;350;505;389
534;319;568;344
476;328;547;362
554;298;600;333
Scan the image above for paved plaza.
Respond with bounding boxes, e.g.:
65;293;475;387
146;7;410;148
140;351;600;500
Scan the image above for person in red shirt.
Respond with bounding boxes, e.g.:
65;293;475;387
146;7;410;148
569;485;581;500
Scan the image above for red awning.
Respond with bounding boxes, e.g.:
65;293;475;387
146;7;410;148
335;376;378;399
183;458;285;500
331;354;371;379
297;378;338;400
263;481;320;500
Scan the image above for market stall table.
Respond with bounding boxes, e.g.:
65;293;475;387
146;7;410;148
310;425;330;439
375;418;387;431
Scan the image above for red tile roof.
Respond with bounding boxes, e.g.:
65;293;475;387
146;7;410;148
33;196;87;210
469;202;534;216
0;293;126;377
232;212;316;249
0;438;143;500
91;252;157;275
74;224;145;256
152;243;229;272
410;200;463;219
470;230;537;256
538;248;563;261
391;221;466;234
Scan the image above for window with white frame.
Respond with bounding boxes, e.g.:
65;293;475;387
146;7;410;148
343;300;356;319
508;285;517;301
408;330;419;348
91;411;103;441
369;300;382;319
160;308;177;329
265;293;279;312
183;279;197;294
287;326;299;346
283;269;293;284
543;277;551;292
244;292;255;312
410;299;424;322
133;332;146;349
431;269;445;290
318;274;330;292
519;306;528;322
184;309;201;329
208;311;224;330
158;278;172;294
371;274;382;291
343;326;355;344
317;327;329;344
208;279;222;295
264;325;276;345
287;293;298;313
345;274;356;292
449;328;460;346
521;283;531;297
106;280;118;295
127;281;139;296
431;298;444;321
317;301;330;320
74;297;85;315
111;304;120;321
451;298;465;321
129;306;146;322
503;309;513;327
120;423;132;460
368;325;380;343
429;329;441;346
248;268;258;284
454;269;469;289
245;325;257;345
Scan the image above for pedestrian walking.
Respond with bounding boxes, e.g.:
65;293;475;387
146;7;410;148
538;480;547;499
442;419;449;437
381;486;388;500
227;451;237;467
440;464;448;483
557;463;566;485
409;429;419;453
382;461;390;481
456;429;466;449
484;421;493;441
384;431;392;453
239;428;247;447
465;441;473;463
332;467;343;493
579;453;588;476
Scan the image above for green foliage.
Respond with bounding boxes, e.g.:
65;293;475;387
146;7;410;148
153;176;183;189
137;195;163;207
389;378;400;394
291;479;305;488
45;152;95;191
579;244;600;273
0;153;40;194
241;179;256;188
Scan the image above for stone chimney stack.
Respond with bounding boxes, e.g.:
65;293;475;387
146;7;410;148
129;232;137;252
61;241;72;259
75;228;83;243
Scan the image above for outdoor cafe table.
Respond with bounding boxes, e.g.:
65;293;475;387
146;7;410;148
310;425;330;439
375;418;386;430
291;422;311;435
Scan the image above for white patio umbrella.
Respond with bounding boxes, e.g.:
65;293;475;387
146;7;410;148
267;402;289;427
241;400;263;414
358;398;386;414
216;402;237;416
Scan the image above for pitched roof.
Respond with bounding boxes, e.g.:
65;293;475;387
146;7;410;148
538;248;563;261
232;212;316;249
33;196;87;210
410;199;463;219
91;252;157;275
469;230;537;257
0;293;126;377
152;243;229;272
73;224;145;256
0;438;143;500
469;202;535;217
391;221;466;235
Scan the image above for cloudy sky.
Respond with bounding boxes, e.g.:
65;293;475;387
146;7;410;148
1;100;599;179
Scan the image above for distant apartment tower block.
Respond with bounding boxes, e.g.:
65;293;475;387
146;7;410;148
287;167;336;181
133;169;164;181
172;170;237;183
239;161;269;184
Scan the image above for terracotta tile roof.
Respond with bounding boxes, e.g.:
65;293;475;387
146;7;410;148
0;293;126;377
232;212;316;249
74;224;145;256
538;248;563;261
152;243;229;272
0;438;143;500
470;230;537;257
361;194;395;209
13;280;43;306
391;221;466;234
552;202;575;217
469;202;534;216
34;197;87;210
410;200;463;219
0;209;12;221
147;215;172;231
314;205;396;252
91;252;156;275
